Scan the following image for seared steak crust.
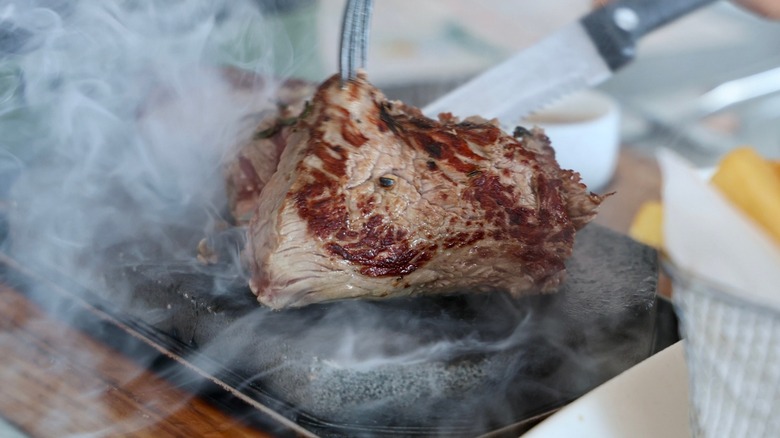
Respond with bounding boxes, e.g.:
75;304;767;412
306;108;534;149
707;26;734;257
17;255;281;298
225;76;317;223
243;72;605;308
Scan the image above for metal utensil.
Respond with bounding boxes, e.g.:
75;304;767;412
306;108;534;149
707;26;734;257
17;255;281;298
339;0;374;83
618;65;780;159
424;0;719;123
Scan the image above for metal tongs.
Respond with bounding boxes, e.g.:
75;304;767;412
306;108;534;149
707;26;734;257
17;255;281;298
339;0;374;84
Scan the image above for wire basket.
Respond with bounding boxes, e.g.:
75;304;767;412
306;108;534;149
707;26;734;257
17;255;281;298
669;264;780;437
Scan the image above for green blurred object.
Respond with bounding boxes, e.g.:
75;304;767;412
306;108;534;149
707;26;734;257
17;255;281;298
0;416;27;438
0;63;44;162
0;66;23;110
211;0;325;81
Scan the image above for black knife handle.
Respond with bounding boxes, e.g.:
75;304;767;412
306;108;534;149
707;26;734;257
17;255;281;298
582;0;719;71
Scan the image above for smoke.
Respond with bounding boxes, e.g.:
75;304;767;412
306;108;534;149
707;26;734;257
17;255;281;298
0;0;321;436
0;1;661;437
1;0;304;276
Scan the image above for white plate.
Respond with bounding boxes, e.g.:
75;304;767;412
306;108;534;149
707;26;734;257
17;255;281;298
523;341;691;438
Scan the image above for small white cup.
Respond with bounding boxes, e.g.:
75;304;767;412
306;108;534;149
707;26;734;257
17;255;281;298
522;90;620;191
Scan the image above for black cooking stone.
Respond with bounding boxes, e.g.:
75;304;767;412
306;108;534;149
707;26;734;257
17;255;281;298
97;223;657;437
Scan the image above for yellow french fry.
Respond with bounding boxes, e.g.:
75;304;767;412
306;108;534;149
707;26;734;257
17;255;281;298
710;147;780;244
629;201;664;250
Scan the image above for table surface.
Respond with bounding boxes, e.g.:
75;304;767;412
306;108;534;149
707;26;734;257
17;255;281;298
0;148;661;438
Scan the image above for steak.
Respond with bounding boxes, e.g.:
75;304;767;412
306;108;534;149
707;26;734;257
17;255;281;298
224;76;317;224
239;72;606;309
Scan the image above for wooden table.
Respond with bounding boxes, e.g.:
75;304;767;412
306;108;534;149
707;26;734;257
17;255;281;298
0;148;661;438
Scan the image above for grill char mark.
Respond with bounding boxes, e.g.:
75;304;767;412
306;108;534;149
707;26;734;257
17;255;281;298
290;78;506;277
289;74;597;279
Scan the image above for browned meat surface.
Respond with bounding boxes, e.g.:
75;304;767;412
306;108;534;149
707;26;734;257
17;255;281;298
224;77;317;223
239;72;606;309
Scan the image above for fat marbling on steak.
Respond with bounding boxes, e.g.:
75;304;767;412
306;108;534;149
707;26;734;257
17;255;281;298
242;72;606;309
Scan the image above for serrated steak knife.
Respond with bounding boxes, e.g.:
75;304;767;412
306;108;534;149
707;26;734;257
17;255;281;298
423;0;719;123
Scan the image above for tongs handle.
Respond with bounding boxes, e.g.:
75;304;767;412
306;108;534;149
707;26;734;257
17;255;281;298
339;0;374;83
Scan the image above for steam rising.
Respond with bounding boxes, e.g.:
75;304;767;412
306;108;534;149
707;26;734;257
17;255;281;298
1;0;300;276
0;0;322;435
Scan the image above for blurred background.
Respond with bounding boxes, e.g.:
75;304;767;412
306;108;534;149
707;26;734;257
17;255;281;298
2;0;779;168
315;0;780;166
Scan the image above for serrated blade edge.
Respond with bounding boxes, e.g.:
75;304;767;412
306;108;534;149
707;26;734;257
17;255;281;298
423;21;613;124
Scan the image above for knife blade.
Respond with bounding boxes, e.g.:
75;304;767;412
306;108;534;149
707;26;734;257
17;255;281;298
423;0;719;124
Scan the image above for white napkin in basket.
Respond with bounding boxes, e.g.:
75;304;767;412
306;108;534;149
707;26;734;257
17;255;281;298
658;149;780;311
